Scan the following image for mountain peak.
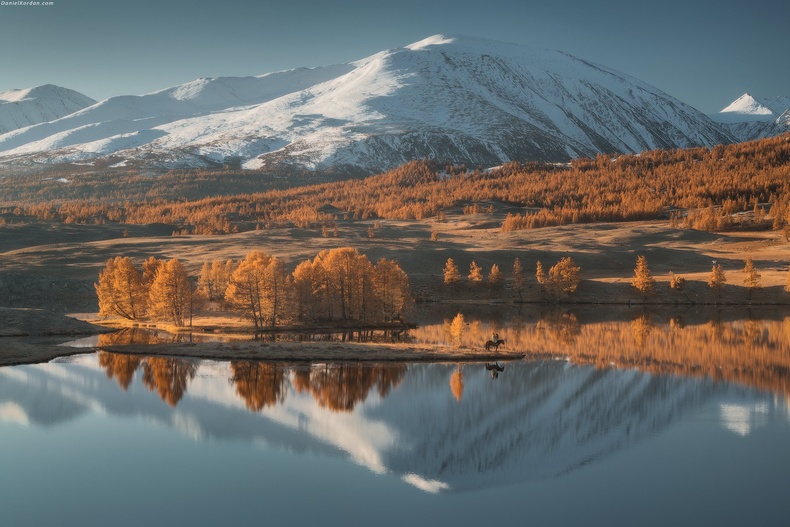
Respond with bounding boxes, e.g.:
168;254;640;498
405;34;456;50
720;93;775;117
710;92;790;140
0;37;733;172
0;84;95;105
0;84;96;135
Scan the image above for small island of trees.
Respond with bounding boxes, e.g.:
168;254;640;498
95;247;413;329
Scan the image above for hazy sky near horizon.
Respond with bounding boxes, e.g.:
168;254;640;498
0;0;785;113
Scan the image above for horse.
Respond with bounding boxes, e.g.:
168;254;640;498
485;338;505;352
485;362;505;379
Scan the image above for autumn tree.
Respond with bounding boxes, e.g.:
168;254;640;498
742;257;761;297
320;247;374;323
708;263;727;294
443;258;461;285
468;260;483;283
371;258;413;322
291;248;388;324
141;256;163;289
488;264;503;288
535;260;547;289
148;258;201;327
669;272;686;291
546;257;581;298
447;312;466;345
95;256;147;320
512;257;524;300
198;259;235;302
631;255;656;297
292;259;321;322
225;251;287;328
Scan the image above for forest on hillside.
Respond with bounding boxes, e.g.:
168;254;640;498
2;135;789;234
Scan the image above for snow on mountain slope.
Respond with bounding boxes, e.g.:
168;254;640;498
0;84;96;135
710;93;790;142
0;65;354;159
0;35;734;172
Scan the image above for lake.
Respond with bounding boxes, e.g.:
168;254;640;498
1;308;790;526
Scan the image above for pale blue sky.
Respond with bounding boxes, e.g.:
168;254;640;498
0;0;786;113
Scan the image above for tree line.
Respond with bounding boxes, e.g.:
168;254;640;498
440;253;790;302
95;247;413;328
6;135;790;235
443;256;581;300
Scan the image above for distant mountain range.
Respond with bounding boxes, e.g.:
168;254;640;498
0;35;785;175
709;93;790;142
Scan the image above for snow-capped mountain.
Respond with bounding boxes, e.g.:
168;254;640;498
710;93;790;142
0;35;735;173
0;84;96;135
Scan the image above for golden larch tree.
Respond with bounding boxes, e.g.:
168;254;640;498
148;258;199;327
95;256;147;320
488;264;503;288
547;257;581;297
448;312;466;344
443;258;461;285
512;257;524;299
535;261;547;288
708;263;727;294
742;257;761;289
632;255;656;297
225;251;275;329
669;272;686;291
468;260;483;283
372;258;413;322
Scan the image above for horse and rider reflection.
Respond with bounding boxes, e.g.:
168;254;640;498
485;362;505;379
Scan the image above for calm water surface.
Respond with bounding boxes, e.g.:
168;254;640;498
2;311;790;526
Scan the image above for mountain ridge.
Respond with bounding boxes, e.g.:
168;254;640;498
0;84;96;135
0;35;754;174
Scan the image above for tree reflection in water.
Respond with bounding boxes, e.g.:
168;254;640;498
231;362;287;411
94;311;790;410
97;352;141;390
449;367;464;401
96;353;407;413
142;357;197;406
292;363;407;412
412;310;790;397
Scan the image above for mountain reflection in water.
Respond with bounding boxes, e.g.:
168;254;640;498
2;350;788;493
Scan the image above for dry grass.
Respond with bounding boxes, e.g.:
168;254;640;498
1;214;790;313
